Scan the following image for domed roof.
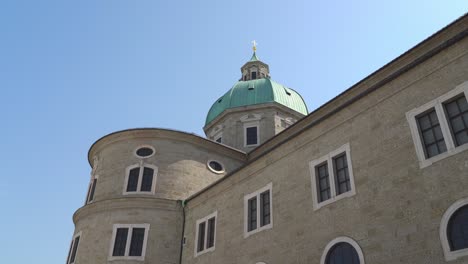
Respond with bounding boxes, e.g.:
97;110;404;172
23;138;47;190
205;78;308;125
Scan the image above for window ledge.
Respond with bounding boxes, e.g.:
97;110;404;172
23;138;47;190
244;223;273;239
419;143;468;169
313;190;356;211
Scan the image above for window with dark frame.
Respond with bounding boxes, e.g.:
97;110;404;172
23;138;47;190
447;204;468;251
325;242;360;264
67;235;80;264
251;71;257;79
126;166;155;193
315;162;331;202
248;197;257;232
246;187;272;234
87;178;97;203
416;108;447;158
246;126;258;146
196;214;216;255
444;95;468;147
111;226;147;258
333;153;351;195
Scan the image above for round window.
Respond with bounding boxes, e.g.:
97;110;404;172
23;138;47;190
207;160;224;174
135;146;155;158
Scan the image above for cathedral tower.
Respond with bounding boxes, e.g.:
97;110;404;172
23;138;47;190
204;44;308;152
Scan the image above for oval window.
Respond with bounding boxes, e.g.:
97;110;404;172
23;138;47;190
207;160;224;174
135;146;155;158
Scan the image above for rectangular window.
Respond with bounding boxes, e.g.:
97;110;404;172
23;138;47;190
333;153;351;195
444;95;468;147
246;126;258;146
194;211;217;257
315;162;331;202
251;71;257;79
124;165;157;194
109;224;150;261
244;183;273;238
85;174;98;204
67;232;81;264
310;143;356;210
406;82;468;168
416;109;447;158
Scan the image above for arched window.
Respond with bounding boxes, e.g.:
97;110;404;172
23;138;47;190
320;237;365;264
440;198;468;261
326;243;359;264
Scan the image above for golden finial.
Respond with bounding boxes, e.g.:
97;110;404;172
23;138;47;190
252;40;257;52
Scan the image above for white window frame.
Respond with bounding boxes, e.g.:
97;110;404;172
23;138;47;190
406;81;468;168
194;211;217;257
244;183;273;238
309;143;356;211
440;197;468;261
108;223;150;261
67;231;82;264
207;160;225;174
244;122;260;147
85;174;99;204
123;163;158;195
320;236;365;264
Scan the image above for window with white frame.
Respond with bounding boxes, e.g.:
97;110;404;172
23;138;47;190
244;183;272;238
309;143;356;210
194;211;217;257
85;174;98;204
440;197;468;261
241;114;262;147
109;224;150;261
406;81;468;168
66;231;81;264
124;163;158;194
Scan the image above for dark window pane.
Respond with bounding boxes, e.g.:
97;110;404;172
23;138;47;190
140;167;154;192
113;228;129;256
69;236;80;263
326;242;360;264
334;153;351;195
316;163;331;202
136;147;154;157
215;137;222;143
248;197;257;231
88;178;97;203
417;109;447;158
129;228;145;256
208;161;223;172
251;71;257;79
66;240;73;264
127;168;140;192
246;127;258;145
207;217;216;248
260;190;271;227
448;205;468;251
444;95;468;147
197;222;206;252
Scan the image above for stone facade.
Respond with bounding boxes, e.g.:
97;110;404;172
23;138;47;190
67;15;468;264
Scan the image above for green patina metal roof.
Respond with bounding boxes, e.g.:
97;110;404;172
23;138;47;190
205;78;308;125
250;52;259;61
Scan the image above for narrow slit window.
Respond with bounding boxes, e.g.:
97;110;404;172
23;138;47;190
67;234;80;264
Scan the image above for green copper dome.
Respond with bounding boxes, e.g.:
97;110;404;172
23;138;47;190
205;78;308;125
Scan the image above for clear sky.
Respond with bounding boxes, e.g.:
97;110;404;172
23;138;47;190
0;0;466;263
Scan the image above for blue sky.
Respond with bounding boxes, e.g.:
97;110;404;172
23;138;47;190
0;1;466;263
